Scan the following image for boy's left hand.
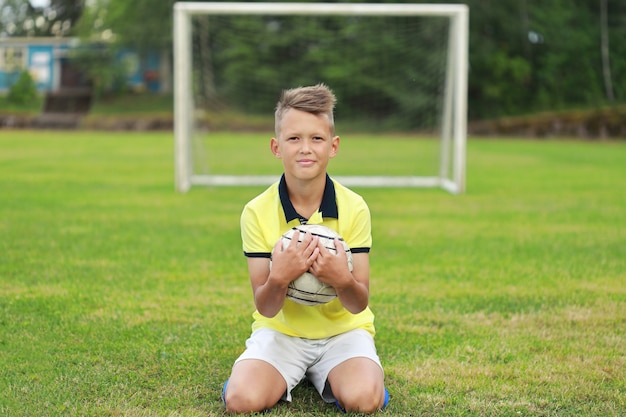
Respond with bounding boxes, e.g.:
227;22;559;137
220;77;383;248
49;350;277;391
309;238;352;289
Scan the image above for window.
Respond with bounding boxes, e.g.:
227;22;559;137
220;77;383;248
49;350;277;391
0;47;27;71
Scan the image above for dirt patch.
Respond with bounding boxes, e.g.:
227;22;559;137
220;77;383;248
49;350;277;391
469;107;626;139
2;106;625;139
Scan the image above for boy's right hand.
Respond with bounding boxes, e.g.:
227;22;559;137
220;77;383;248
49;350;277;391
270;230;319;286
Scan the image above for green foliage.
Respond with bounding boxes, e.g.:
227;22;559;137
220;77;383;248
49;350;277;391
68;44;129;97
1;131;625;416
0;0;83;37
7;70;38;105
192;13;450;131
465;0;626;117
89;93;173;115
74;0;177;53
68;0;626;121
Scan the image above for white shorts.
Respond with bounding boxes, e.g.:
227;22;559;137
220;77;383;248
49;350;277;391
234;327;383;403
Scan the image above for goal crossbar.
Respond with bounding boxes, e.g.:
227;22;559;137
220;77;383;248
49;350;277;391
174;2;468;194
175;2;467;16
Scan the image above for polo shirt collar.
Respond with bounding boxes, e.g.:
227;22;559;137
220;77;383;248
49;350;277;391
279;174;338;223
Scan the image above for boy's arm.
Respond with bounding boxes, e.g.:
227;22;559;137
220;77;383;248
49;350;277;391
247;257;284;318
248;231;319;318
335;251;370;314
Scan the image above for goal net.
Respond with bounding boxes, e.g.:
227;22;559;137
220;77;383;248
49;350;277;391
173;2;468;193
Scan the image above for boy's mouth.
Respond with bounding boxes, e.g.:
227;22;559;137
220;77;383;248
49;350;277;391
297;159;315;166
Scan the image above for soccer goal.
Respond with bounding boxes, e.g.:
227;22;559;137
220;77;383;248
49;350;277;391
173;2;468;193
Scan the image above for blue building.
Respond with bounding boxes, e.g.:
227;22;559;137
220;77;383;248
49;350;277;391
0;37;168;94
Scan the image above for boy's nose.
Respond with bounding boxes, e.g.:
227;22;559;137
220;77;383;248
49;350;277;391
300;139;312;152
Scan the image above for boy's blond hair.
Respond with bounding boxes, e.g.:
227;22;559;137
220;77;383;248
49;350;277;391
274;83;337;136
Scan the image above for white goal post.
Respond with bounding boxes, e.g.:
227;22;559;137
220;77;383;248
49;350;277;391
173;2;468;193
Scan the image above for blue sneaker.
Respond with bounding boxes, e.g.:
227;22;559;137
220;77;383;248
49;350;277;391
335;387;389;413
383;387;390;408
221;379;228;405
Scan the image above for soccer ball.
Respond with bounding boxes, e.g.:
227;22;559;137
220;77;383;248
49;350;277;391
275;224;353;306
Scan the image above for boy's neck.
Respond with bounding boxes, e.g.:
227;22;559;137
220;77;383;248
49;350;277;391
285;174;326;221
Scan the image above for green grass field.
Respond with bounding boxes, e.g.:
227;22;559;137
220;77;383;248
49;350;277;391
1;131;625;416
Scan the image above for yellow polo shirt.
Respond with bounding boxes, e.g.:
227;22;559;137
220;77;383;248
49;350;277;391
240;174;375;339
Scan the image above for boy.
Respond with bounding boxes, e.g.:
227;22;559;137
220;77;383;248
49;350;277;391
223;84;388;414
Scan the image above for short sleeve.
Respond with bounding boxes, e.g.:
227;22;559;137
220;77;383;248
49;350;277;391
240;203;272;257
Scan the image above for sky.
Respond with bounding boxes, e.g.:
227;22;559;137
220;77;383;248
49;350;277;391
29;0;51;7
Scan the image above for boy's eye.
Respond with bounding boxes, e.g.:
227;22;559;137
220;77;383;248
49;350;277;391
287;136;299;141
313;136;324;141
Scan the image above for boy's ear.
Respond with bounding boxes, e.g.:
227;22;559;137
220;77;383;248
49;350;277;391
270;137;281;158
330;136;340;158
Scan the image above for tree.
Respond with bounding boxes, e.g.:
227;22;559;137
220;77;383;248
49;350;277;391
463;0;624;118
75;0;176;53
46;0;84;36
600;0;614;102
464;0;534;118
0;0;36;37
26;0;623;119
0;0;83;37
7;70;38;105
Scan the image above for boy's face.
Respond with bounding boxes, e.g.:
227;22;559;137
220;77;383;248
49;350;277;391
271;108;339;182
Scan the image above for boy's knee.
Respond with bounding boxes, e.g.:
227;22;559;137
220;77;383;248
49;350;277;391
338;384;386;414
224;360;285;413
225;388;271;414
